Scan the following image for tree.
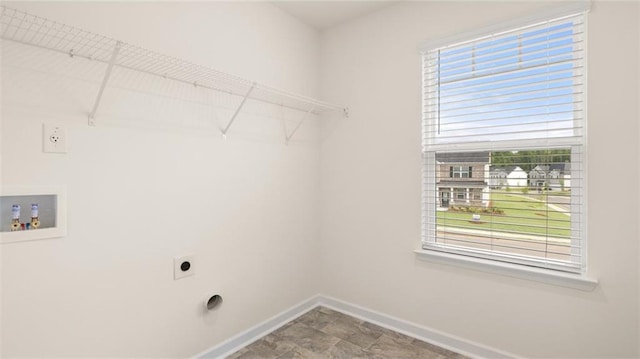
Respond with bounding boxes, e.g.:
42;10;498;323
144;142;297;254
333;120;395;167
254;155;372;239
491;149;570;172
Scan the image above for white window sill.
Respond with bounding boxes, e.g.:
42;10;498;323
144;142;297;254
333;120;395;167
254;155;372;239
414;249;598;291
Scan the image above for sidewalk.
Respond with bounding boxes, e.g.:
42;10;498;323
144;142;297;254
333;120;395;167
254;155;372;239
508;193;570;216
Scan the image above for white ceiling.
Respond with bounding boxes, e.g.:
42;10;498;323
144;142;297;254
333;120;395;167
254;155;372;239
271;1;399;31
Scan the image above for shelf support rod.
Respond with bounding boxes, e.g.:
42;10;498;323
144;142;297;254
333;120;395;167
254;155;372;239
88;41;122;126
222;83;256;139
285;106;315;146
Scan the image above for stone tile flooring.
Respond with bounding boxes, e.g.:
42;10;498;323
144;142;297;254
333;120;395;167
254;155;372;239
226;306;468;359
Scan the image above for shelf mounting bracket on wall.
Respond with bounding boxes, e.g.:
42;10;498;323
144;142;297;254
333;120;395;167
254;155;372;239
285;106;315;145
221;83;256;139
88;41;122;126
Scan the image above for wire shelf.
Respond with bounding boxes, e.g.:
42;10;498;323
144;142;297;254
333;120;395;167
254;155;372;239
0;5;347;128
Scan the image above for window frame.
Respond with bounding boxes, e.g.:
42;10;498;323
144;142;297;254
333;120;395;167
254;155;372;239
418;5;592;280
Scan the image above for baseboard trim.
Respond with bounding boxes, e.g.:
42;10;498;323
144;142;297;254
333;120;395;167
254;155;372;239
194;295;321;358
195;294;516;359
317;295;517;359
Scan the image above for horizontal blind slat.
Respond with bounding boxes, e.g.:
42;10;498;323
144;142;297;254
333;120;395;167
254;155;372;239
423;72;584;98
432;95;582;117
427;114;583;131
436;58;582;87
432;82;583;108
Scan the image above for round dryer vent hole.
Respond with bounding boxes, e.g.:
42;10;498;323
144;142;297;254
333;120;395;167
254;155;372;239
180;261;191;271
206;295;223;311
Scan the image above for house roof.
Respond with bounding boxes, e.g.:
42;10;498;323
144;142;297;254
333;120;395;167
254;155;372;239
436;151;490;163
550;162;571;172
489;165;519;173
530;162;570;174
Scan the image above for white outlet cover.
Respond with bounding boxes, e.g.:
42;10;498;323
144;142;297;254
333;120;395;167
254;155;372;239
174;254;195;280
43;124;68;153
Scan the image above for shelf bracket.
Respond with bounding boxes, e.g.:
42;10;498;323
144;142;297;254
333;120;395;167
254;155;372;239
221;83;256;139
285;106;315;146
88;41;122;126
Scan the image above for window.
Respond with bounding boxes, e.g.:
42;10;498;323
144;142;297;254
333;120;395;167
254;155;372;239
454;189;466;200
421;12;586;273
450;166;471;178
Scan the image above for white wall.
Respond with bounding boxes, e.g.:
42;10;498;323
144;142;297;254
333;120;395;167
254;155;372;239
0;19;3;354
319;1;640;358
1;2;322;357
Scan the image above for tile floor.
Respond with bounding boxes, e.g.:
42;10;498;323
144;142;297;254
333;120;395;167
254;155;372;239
226;306;468;359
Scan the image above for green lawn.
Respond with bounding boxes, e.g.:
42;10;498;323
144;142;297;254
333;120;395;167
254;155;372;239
437;192;570;238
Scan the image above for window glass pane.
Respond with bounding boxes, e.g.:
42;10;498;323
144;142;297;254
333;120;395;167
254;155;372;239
434;149;573;263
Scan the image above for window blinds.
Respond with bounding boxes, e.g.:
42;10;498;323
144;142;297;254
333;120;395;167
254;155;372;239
421;13;585;273
423;13;584;148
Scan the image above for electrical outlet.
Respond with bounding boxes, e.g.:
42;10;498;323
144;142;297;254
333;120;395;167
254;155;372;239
174;254;195;280
43;124;68;153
